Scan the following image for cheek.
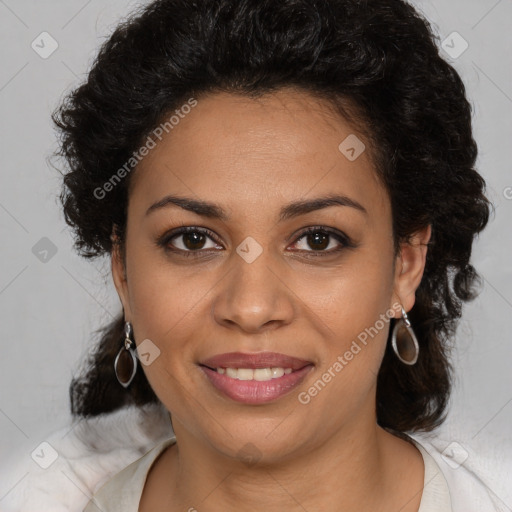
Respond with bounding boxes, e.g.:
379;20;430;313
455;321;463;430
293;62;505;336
296;245;394;339
125;253;210;417
294;244;395;399
123;250;213;392
125;239;215;333
294;290;393;429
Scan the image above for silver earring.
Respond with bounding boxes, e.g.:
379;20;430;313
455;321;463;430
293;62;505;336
114;321;138;388
391;306;419;365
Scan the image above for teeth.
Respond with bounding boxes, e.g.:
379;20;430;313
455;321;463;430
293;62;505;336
226;367;238;379
216;367;294;381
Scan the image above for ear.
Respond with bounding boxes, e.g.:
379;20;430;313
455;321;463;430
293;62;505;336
111;229;133;321
391;225;431;315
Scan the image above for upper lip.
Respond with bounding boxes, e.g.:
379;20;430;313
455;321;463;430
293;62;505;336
200;352;313;371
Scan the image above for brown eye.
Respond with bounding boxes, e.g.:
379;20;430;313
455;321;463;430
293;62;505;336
290;226;353;255
178;231;208;250
157;226;222;256
305;231;330;251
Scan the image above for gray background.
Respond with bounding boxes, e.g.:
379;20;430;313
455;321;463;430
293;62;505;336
0;0;511;500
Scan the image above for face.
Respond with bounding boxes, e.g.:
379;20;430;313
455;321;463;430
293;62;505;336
112;88;429;463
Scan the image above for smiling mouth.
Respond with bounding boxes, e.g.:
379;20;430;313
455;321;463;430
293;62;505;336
198;351;314;403
199;363;314;404
200;365;302;381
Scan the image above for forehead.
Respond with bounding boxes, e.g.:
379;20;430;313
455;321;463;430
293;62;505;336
129;88;388;221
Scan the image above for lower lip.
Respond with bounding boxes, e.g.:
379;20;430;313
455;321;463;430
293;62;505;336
200;365;314;404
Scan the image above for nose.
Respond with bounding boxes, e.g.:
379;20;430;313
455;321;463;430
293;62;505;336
212;250;295;334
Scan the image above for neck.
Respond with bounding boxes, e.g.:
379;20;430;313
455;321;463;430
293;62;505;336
142;411;424;512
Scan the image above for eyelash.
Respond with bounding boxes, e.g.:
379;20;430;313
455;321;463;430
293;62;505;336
156;225;355;259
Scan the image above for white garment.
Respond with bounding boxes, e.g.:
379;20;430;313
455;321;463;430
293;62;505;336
0;402;510;512
81;434;452;512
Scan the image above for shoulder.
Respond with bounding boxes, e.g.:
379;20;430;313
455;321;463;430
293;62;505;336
82;437;176;512
408;424;512;512
0;402;173;512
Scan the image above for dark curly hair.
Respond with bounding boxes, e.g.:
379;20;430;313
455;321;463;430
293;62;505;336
51;0;491;433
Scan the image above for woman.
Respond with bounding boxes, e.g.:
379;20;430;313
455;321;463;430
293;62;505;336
3;0;507;510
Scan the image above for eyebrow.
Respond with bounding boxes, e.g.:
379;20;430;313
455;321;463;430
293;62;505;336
145;193;367;221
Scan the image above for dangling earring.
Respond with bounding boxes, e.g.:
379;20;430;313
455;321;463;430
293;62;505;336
114;321;138;388
391;306;419;365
